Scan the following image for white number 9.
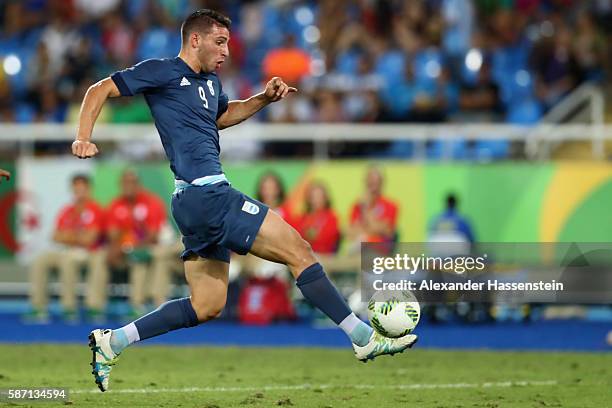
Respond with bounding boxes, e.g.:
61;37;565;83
198;86;208;109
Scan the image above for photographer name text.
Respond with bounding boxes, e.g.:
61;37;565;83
372;279;564;292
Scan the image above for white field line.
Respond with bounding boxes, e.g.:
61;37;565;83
71;380;557;394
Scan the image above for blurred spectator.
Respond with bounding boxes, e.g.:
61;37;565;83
531;24;582;109
0;0;608;160
40;15;82;79
266;92;314;123
428;193;475;244
442;0;474;59
296;182;340;254
347;166;398;247
89;170;166;316
572;11;607;81
135;5;180;61
315;90;346;122
33;83;66;123
26;42;54;94
0;77;15;122
28;174;105;322
262;34;311;86
101;12;136;67
459;60;501;118
75;0;121;19
255;171;295;225
238;274;296;324
427;192;482;322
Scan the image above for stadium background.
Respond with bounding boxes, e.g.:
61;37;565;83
4;160;612;260
0;0;611;406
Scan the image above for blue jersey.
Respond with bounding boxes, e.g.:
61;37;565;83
111;57;229;183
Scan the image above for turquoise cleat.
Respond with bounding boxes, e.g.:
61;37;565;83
352;331;418;362
88;329;119;392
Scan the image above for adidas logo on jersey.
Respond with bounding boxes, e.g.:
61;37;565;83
180;77;191;86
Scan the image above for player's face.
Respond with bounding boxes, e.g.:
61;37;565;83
72;180;90;202
197;24;229;73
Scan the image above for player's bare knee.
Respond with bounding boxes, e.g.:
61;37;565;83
191;296;226;322
289;238;317;274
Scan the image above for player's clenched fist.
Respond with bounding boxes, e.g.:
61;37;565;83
72;140;99;159
264;77;297;102
0;168;10;183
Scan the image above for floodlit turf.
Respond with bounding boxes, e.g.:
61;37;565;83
0;344;610;407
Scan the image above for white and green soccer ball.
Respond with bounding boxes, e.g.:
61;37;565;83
367;291;420;338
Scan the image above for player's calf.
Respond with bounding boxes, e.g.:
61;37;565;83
104;297;200;356
190;295;226;322
251;210;375;348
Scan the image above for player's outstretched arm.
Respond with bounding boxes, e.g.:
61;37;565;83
72;77;122;159
217;77;297;130
0;169;10;183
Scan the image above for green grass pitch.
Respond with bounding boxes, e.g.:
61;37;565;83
0;344;610;407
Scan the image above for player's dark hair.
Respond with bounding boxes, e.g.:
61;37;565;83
71;173;90;185
305;181;332;213
181;9;231;44
256;171;285;205
446;193;457;210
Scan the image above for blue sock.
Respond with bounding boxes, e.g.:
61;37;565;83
110;297;199;354
110;298;199;354
296;263;372;345
134;297;199;341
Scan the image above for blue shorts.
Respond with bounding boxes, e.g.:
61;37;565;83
171;182;269;263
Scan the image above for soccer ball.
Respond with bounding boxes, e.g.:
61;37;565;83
367;291;420;338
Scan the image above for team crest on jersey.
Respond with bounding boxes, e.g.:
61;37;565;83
134;204;149;220
241;201;259;215
81;209;94;224
207;80;215;95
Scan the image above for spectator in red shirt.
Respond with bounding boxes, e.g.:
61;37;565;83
240;171;295;280
348;166;399;247
28;174;105;322
106;170;165;251
296;182;340;255
255;171;295;226
88;169;166;316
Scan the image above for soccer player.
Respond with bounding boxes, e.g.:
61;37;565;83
73;9;417;392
